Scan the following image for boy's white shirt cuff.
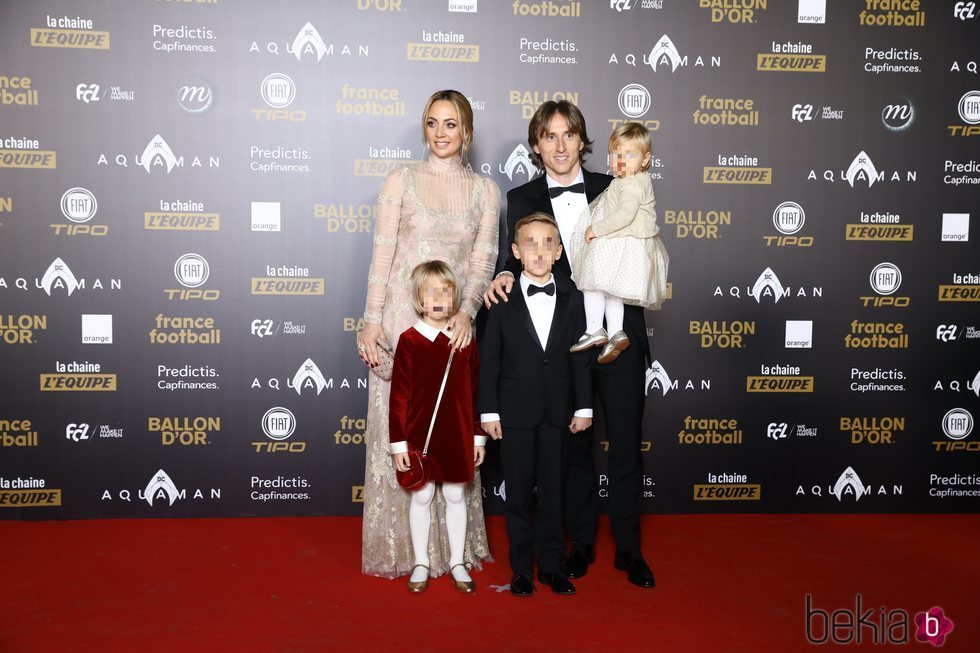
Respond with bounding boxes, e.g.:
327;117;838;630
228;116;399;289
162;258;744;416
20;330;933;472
474;435;487;446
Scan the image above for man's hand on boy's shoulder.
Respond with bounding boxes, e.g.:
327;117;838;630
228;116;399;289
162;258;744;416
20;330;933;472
483;272;514;308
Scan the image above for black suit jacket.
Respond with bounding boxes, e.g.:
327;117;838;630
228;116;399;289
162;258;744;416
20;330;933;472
501;170;651;364
478;275;592;430
501;170;611;279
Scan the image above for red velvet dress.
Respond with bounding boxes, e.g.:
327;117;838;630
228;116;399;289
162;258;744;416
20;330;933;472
389;324;481;483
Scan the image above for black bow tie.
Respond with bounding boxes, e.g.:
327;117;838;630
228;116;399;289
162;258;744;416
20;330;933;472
527;282;555;297
548;182;585;199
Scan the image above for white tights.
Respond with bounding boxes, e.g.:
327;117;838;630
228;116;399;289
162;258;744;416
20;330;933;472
409;481;469;581
583;289;624;335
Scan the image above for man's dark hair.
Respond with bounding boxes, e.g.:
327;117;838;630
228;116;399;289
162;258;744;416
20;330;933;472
527;100;594;170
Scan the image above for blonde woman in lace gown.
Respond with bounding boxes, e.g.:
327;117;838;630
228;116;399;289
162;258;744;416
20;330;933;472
356;90;499;580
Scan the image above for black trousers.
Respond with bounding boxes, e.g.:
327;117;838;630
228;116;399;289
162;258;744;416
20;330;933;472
564;330;646;555
500;420;569;576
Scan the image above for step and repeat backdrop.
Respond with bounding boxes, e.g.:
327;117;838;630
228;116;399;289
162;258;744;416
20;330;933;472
1;0;978;520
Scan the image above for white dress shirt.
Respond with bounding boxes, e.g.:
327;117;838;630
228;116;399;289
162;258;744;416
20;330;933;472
545;170;588;250
481;275;592;424
498;171;588;281
390;319;487;454
521;273;557;351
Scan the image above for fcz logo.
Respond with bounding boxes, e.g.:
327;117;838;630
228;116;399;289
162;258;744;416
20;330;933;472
792;104;814;122
936;325;960;342
767;423;789;440
76;84;101;103
954;2;976;19
610;0;636;10
251;319;274;337
66;423;91;441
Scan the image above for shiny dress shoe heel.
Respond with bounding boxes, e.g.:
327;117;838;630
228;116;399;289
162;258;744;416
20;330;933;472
406;564;430;593
614;551;656;588
597;330;630;365
509;574;535;597
449;563;475;593
562;545;595;579
537;572;576;595
569;328;609;353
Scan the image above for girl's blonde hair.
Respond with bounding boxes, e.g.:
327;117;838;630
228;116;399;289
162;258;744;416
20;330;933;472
609;121;652;171
410;260;461;317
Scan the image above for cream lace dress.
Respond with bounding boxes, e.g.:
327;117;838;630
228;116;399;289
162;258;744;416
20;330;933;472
568;173;669;309
361;154;499;578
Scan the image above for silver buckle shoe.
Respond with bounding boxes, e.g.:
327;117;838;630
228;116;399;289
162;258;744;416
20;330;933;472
569;328;609;353
597;330;630;364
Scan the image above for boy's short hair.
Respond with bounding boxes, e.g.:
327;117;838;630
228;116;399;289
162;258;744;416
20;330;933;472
513;212;560;241
410;260;461;317
610;121;652;171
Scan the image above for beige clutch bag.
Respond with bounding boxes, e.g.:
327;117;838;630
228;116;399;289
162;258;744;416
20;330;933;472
370;338;395;381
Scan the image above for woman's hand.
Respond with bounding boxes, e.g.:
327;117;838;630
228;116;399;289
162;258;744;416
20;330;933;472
474;446;486;467
446;311;473;351
357;322;384;368
392;452;410;473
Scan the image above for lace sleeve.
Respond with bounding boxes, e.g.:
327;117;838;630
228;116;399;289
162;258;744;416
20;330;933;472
363;168;406;324
459;177;500;319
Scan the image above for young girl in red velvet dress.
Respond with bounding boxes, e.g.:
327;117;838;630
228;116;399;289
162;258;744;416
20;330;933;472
389;260;487;593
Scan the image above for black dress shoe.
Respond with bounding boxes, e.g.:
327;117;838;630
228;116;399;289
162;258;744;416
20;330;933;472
509;574;534;597
562;544;596;579
614;551;656;588
537;572;576;595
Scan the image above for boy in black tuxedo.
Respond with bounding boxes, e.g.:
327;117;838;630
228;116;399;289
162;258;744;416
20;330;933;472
485;101;655;589
479;213;593;597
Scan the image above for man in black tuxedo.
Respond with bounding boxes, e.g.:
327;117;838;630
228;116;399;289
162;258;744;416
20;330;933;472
483;100;655;588
479;213;593;597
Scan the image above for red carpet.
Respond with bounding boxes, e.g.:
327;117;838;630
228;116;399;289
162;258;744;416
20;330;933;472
1;515;976;652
